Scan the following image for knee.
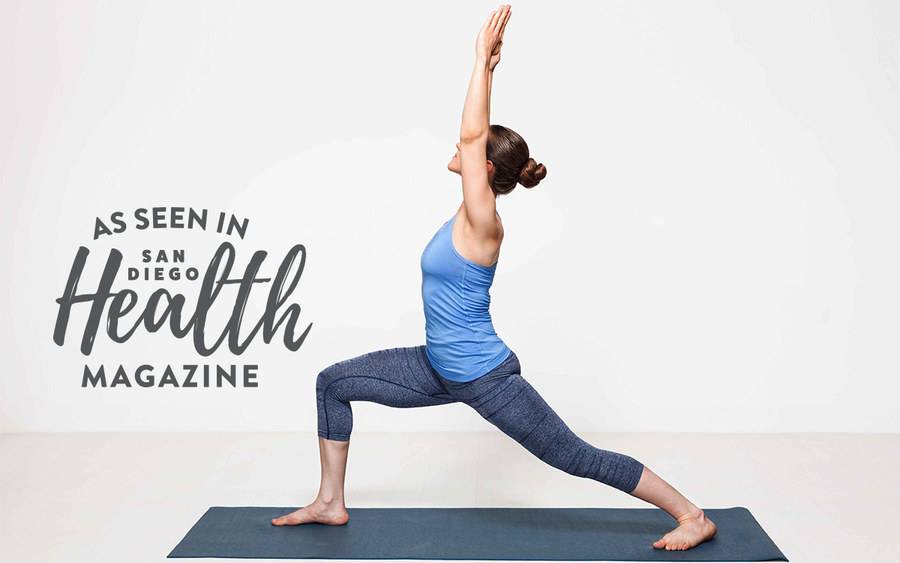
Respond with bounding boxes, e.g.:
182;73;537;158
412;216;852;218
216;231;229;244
536;428;583;471
316;363;342;394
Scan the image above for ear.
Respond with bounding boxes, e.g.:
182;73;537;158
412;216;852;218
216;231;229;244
486;160;495;175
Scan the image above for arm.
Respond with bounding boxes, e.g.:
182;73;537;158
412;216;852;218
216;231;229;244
487;63;494;106
460;56;492;142
459;5;510;234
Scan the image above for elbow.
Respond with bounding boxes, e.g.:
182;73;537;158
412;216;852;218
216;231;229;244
459;129;488;144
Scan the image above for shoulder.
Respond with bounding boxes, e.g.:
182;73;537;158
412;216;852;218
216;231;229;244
461;210;503;241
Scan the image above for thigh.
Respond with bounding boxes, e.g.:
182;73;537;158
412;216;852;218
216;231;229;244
449;353;566;447
319;345;455;407
465;372;561;444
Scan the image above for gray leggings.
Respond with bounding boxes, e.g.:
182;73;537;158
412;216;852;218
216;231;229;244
316;345;645;494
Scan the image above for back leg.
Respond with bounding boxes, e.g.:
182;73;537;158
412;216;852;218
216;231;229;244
464;371;645;494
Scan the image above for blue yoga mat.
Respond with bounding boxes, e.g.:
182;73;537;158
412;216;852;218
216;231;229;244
168;506;788;561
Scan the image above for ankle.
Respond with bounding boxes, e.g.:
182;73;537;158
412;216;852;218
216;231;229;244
316;495;344;507
675;506;704;523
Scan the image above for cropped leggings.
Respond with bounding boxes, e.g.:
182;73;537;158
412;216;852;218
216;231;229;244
316;345;645;494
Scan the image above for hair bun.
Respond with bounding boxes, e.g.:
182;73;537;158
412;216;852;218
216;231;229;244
518;158;547;189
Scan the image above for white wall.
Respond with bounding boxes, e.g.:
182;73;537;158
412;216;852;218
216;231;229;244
1;0;898;432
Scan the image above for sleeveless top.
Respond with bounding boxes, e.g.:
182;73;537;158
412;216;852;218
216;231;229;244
420;212;512;382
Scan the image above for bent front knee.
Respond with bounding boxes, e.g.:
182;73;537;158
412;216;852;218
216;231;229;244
316;363;342;392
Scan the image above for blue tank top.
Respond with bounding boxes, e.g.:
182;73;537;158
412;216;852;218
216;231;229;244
420;212;512;382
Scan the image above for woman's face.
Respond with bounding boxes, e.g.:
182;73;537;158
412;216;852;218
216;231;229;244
447;142;462;175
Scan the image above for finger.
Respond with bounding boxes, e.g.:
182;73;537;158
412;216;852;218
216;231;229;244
489;6;502;31
496;4;510;32
482;9;496;32
490;5;503;32
499;6;511;34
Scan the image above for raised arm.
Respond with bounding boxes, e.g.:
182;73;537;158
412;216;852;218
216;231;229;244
459;5;510;235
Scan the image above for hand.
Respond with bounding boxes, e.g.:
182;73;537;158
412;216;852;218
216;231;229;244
476;4;511;68
489;39;503;71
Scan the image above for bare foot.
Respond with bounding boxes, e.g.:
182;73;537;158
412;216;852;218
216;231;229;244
652;509;717;551
271;499;349;526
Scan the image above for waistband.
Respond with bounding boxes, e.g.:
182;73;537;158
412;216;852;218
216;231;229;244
437;349;520;388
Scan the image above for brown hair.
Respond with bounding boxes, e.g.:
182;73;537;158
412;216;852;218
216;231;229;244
486;124;547;195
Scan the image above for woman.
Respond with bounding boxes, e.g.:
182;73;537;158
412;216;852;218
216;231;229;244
273;4;717;552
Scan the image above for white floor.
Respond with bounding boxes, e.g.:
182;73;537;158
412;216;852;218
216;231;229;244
1;432;897;563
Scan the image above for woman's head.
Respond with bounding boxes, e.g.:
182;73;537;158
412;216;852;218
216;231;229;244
447;124;547;195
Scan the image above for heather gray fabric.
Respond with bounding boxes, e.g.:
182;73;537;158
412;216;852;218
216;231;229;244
168;506;789;561
317;345;644;494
